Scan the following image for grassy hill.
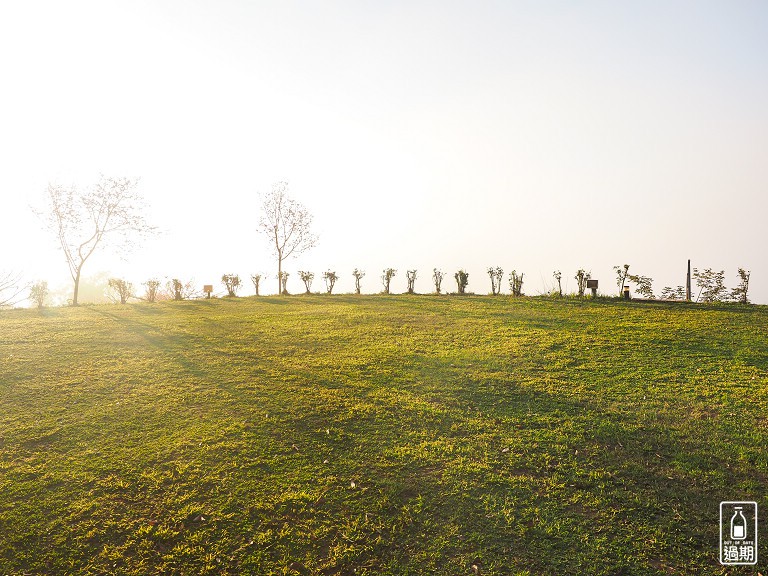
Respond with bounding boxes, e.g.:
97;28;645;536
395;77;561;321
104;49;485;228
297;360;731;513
1;295;766;575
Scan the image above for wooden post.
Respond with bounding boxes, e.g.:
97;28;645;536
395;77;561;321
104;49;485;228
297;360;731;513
686;260;691;301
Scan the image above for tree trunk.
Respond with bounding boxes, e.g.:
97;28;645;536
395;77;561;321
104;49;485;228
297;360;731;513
73;267;82;306
278;257;282;295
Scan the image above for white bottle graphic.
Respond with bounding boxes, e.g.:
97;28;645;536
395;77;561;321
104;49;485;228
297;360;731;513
731;507;747;540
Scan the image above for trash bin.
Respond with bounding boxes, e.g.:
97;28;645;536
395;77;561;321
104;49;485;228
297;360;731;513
623;285;630;300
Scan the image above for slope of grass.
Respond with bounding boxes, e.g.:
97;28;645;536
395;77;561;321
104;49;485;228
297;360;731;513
1;295;767;575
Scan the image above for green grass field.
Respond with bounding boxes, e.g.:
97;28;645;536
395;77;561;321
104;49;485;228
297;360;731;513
1;295;767;575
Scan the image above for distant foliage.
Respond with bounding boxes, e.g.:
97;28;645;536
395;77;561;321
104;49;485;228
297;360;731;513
251;274;262;296
323;271;338;294
299;271;315;294
509;270;524;297
432;269;445;294
143;279;161;302
108;278;134;304
553;270;562;297
660;286;686;301
488;267;503;295
627;274;654;299
381;268;396;294
221;274;242;297
352;268;365;295
693;268;726;303
454;270;469;294
575;269;591;298
278;271;290;295
406;270;417;294
29;281;48;309
730;268;751;304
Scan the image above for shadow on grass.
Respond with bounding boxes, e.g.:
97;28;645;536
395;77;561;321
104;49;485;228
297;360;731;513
88;307;218;381
226;349;752;573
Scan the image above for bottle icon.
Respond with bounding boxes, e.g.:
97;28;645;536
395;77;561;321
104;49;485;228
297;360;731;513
731;507;747;540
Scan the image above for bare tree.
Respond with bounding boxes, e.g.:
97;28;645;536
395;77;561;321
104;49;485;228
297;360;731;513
257;181;318;294
0;271;27;308
352;268;365;294
38;176;154;305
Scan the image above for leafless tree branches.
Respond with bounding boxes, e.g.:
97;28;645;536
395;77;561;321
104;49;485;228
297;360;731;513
0;270;27;308
258;182;317;294
39;176;155;305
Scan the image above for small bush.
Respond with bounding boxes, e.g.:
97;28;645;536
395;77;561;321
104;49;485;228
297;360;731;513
660;286;686;300
730;268;751;304
509;270;524;297
29;281;48;309
323;271;338;294
381;268;396;294
454;270;469;294
251;274;262;296
432;269;445;294
627;274;654;299
278;271;290;295
406;270;417;294
168;279;195;301
693;268;726;303
575;269;591;298
221;274;241;297
299;271;315;294
108;278;134;304
352;269;365;294
143;279;161;302
488;267;503;295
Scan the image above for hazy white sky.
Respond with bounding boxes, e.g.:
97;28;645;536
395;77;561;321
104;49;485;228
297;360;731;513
1;1;766;302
